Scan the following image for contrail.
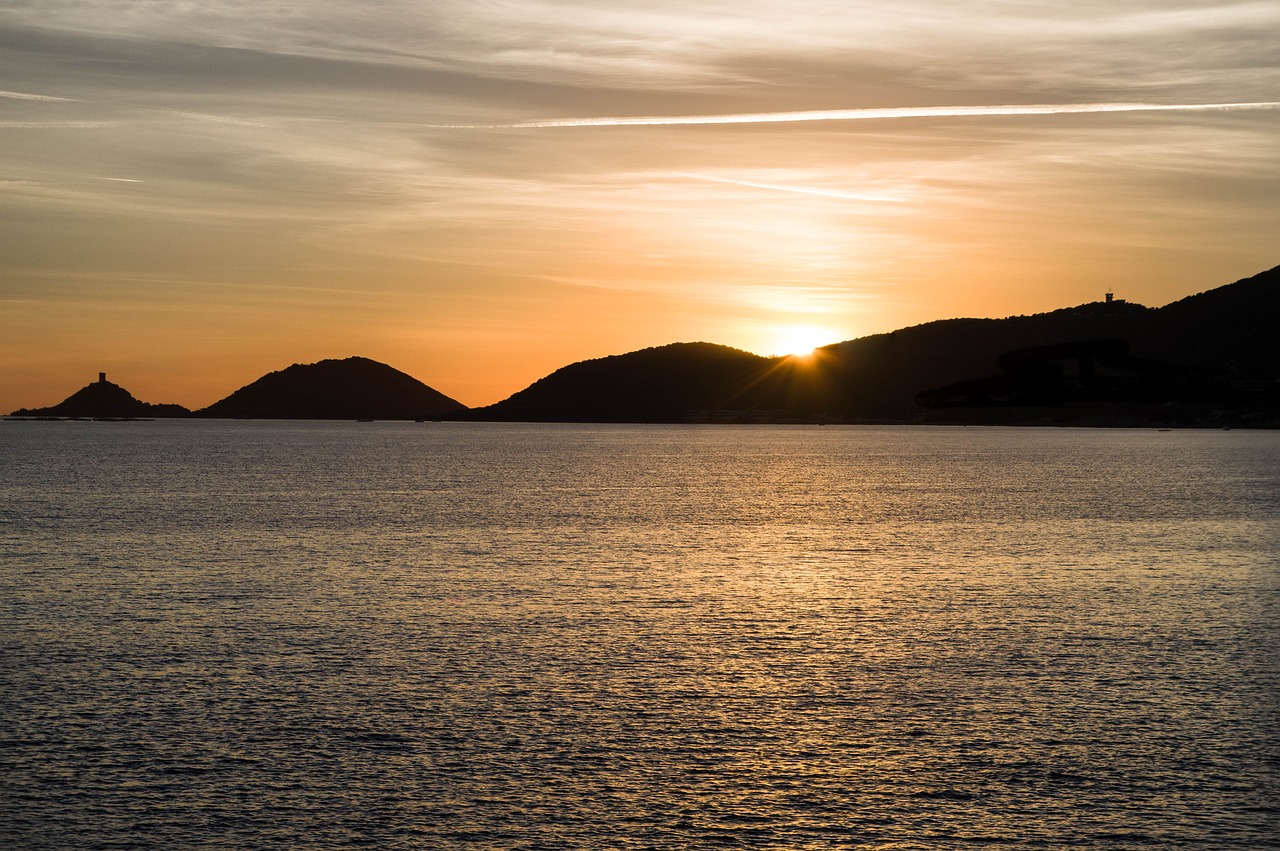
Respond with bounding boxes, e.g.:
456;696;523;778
440;101;1280;129
0;121;118;129
0;90;78;102
175;111;268;128
0;91;263;127
673;172;904;202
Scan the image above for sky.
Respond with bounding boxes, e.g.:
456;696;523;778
2;0;1278;411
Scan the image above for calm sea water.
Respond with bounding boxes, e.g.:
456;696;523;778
2;421;1277;849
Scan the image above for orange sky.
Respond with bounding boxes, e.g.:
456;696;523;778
2;1;1278;411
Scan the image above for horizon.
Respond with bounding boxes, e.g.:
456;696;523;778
3;1;1279;411
8;271;1263;414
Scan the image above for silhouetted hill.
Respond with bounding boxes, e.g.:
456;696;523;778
198;357;466;420
474;265;1279;426
8;373;190;418
901;265;1279;424
465;343;775;422
1135;265;1280;377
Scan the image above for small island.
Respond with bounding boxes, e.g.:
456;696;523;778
7;373;190;420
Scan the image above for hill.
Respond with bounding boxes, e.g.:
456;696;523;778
473;265;1279;426
463;342;774;422
900;264;1280;423
197;357;466;420
7;373;190;418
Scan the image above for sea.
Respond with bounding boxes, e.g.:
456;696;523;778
1;420;1277;849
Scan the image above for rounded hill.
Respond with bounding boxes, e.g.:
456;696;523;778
471;342;778;422
197;357;465;420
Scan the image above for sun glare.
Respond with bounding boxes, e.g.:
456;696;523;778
770;325;837;358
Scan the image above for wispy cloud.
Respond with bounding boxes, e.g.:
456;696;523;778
0;121;119;129
174;111;269;128
443;101;1280;128
0;90;78;102
672;172;906;203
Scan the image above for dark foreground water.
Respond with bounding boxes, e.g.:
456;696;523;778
2;421;1278;848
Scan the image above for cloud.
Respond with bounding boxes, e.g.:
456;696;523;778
443;101;1280;128
174;111;268;128
672;172;905;203
0;90;78;102
0;121;119;128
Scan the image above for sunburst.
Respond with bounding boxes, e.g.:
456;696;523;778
770;325;836;358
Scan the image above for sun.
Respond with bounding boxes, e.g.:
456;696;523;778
769;324;837;358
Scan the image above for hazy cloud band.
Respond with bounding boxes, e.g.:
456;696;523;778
445;101;1280;128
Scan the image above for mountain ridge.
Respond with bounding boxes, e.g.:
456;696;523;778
469;264;1278;426
7;265;1277;425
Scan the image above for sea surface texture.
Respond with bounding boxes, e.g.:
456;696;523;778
2;421;1278;849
